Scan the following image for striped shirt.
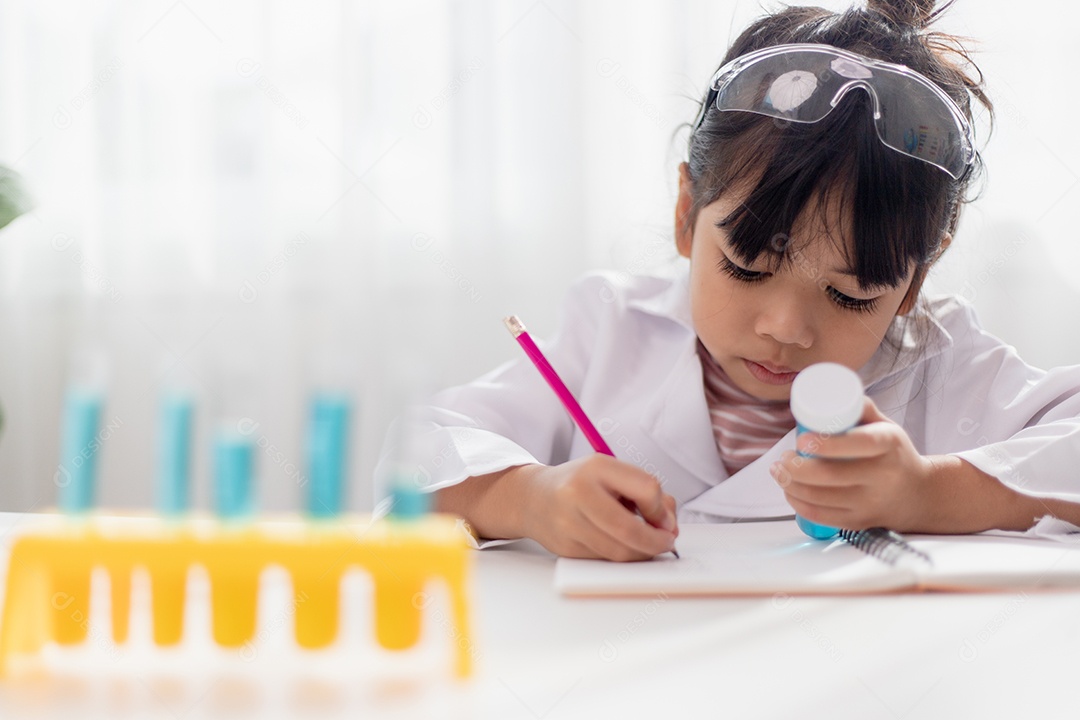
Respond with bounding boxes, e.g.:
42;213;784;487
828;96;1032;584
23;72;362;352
697;340;796;477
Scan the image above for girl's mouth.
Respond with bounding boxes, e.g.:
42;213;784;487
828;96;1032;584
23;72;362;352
743;359;798;385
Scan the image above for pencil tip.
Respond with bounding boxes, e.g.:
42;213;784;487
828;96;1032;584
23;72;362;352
671;548;680;559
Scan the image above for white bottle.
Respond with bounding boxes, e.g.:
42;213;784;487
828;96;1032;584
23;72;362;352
789;362;864;539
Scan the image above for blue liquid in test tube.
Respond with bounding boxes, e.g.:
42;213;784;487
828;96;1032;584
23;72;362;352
157;392;193;515
388;474;431;520
214;430;254;519
58;388;104;513
306;393;351;518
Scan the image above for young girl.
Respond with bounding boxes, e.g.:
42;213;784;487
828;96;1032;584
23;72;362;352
376;0;1080;561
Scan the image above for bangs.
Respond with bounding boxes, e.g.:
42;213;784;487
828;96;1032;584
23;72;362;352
712;89;951;292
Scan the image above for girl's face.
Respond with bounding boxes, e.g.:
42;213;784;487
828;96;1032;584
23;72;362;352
675;164;921;402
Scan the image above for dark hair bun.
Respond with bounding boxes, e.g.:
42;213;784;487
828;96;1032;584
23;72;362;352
866;0;943;29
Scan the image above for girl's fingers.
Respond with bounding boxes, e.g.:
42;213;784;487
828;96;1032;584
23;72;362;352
796;398;901;461
784;495;853;529
542;455;676;560
795;424;898;459
569;503;659;561
579;527;655;562
774;453;864;488
780;477;860;512
663;494;680;538
591;455;676;532
581;483;677;559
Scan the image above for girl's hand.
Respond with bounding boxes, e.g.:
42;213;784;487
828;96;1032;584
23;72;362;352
517;455;679;562
769;397;938;532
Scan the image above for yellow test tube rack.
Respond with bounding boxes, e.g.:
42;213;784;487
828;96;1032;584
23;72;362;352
0;513;473;679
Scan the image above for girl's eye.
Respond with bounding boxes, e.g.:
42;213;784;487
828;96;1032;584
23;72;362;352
827;286;880;314
716;256;766;283
718;254;881;314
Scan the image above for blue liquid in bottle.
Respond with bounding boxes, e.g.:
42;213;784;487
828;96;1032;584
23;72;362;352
789;363;865;540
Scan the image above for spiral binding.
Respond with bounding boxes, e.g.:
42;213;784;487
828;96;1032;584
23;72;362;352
838;527;933;566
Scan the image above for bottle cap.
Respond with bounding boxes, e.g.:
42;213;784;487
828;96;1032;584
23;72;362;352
790;362;864;434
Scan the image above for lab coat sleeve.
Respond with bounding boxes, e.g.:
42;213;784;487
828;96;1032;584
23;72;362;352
373;273;606;534
926;299;1080;501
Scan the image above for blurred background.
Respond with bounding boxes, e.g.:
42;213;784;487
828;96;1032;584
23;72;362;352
0;0;1076;513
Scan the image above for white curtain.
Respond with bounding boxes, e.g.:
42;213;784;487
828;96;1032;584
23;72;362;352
1;0;1078;513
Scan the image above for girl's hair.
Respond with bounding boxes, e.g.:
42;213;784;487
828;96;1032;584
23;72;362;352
684;0;992;298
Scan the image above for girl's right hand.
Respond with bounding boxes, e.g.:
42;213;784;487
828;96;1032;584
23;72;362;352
515;455;679;562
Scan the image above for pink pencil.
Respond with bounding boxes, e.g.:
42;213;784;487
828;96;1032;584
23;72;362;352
503;315;613;455
503;315;679;558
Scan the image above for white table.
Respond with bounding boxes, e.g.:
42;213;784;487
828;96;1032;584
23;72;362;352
0;511;1073;719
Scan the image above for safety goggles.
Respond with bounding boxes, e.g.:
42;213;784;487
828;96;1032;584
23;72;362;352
701;43;975;179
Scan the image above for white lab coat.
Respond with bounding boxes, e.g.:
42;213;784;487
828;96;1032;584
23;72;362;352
375;267;1080;534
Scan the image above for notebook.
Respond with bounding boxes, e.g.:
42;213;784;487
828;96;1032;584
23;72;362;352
554;521;1080;596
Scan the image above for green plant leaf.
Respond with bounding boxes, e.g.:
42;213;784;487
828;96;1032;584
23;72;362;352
0;165;33;231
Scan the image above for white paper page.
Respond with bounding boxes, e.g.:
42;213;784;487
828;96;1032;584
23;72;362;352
908;533;1080;590
555;522;914;597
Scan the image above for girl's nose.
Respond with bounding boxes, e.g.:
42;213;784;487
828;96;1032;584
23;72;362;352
754;295;813;348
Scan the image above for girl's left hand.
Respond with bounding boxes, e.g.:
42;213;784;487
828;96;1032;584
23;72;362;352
769;397;937;532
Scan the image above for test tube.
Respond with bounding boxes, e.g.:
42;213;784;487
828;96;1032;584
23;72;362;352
157;391;194;515
789;362;865;540
57;386;105;513
384;407;432;521
305;392;351;518
210;355;260;520
213;427;254;519
388;473;431;520
58;345;109;513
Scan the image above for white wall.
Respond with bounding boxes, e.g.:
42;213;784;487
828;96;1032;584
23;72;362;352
0;0;1077;513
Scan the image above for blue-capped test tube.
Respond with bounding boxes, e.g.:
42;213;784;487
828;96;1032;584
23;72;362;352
157;391;194;515
57;387;105;513
305;393;351;518
789;362;865;540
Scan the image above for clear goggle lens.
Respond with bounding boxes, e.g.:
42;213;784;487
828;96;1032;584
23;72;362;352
706;44;975;179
